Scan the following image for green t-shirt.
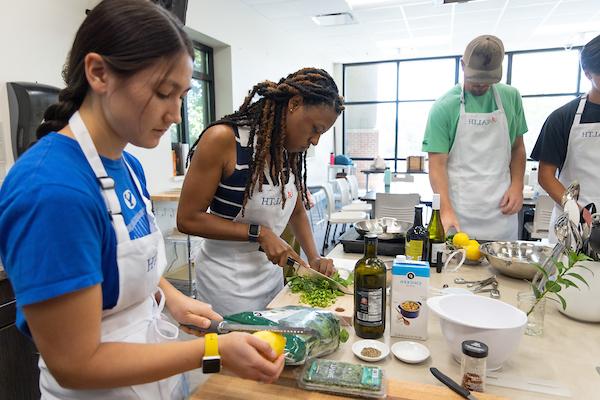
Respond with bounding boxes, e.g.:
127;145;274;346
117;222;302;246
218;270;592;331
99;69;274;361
422;83;528;153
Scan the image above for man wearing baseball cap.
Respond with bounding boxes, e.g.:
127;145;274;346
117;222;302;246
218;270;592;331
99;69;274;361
422;35;527;241
531;34;600;243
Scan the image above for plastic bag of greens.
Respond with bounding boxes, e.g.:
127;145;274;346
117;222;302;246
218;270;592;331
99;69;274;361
224;306;347;365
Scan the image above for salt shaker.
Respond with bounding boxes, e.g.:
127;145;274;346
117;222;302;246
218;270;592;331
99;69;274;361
460;340;488;392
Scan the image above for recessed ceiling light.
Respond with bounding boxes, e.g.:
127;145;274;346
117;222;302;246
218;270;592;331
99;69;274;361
312;12;356;27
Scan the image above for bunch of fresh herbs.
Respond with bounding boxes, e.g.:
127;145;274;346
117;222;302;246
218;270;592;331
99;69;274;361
288;271;353;308
530;250;592;315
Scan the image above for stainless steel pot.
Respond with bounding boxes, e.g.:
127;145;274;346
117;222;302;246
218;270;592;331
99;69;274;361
354;218;411;241
480;241;554;280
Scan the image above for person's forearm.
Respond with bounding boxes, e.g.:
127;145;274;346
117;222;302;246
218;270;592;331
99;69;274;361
177;211;251;242
509;138;526;189
428;153;453;214
53;339;204;390
288;203;320;261
538;163;566;206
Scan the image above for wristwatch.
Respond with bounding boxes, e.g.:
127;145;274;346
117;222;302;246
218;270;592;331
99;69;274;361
202;333;221;373
248;223;261;242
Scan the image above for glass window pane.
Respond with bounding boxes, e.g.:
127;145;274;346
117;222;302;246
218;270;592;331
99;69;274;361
522;95;575;156
580;67;592;93
187;79;210;145
344;103;396;158
193;48;209;74
397;102;433;158
511;50;580;95
398;58;456;100
344;63;397;102
459;57;508;84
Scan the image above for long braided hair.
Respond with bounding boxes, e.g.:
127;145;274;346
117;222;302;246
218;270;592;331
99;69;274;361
189;67;344;214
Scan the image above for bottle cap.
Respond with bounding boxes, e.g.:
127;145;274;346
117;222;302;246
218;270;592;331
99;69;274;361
365;233;378;239
462;340;488;358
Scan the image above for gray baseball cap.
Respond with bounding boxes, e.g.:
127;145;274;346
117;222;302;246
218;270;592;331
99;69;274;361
463;35;504;84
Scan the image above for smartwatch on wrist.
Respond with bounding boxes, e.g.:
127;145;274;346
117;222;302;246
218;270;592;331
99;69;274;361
202;333;221;374
248;223;261;242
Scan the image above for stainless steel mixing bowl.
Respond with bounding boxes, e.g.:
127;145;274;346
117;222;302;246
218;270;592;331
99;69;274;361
354;218;411;240
480;241;554;280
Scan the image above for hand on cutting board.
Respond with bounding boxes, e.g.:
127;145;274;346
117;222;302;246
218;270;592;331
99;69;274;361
309;257;335;277
164;287;222;336
219;332;285;383
259;226;306;268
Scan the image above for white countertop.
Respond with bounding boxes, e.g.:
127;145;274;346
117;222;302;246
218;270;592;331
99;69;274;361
325;244;600;400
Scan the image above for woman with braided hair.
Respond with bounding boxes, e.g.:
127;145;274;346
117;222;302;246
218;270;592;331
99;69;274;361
177;68;344;315
0;0;284;397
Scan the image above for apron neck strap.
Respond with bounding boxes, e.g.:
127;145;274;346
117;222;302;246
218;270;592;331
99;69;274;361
69;111;130;243
460;84;504;113
573;96;587;125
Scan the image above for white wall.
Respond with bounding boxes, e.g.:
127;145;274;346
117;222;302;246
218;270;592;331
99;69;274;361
0;0;337;191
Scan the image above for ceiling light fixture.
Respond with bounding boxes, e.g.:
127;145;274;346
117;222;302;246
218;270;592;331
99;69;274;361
312;12;356;26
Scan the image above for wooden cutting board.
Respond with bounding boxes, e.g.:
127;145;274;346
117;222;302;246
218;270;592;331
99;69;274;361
191;372;508;400
267;284;354;326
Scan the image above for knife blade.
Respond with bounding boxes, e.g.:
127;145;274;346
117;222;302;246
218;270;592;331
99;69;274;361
287;257;353;295
430;367;479;400
180;320;317;335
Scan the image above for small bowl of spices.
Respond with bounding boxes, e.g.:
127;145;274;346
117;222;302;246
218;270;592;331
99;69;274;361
352;339;390;362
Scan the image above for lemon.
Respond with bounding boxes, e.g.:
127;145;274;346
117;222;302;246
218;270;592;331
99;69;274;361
465;245;481;261
252;330;286;356
452;232;470;248
467;239;480;248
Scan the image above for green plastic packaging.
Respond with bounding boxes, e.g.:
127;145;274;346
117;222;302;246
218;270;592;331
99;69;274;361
298;358;387;399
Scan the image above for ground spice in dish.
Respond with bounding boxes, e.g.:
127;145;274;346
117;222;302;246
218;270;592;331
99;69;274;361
361;347;381;358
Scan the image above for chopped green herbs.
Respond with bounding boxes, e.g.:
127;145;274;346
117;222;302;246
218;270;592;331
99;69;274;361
288;271;353;308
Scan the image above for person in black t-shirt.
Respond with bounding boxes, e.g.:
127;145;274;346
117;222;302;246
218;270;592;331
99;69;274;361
531;34;600;242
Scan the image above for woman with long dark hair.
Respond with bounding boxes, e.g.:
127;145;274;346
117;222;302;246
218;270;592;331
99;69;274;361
0;1;283;398
177;68;344;315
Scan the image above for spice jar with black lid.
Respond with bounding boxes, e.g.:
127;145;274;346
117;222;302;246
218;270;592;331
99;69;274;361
460;340;488;392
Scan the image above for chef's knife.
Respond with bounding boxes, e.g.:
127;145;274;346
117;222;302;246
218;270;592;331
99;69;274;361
430;367;479;400
180;320;316;335
286;257;353;295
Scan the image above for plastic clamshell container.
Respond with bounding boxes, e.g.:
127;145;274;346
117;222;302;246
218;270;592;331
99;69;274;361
298;358;387;399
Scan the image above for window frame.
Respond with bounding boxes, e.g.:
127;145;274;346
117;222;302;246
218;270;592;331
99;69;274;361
342;46;584;170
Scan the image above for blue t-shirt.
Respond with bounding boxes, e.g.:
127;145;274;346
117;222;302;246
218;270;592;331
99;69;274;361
0;133;152;336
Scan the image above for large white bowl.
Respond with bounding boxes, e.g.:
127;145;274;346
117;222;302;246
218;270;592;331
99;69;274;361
560;260;600;322
427;294;527;370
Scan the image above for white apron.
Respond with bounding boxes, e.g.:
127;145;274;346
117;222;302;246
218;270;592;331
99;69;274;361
448;85;518;241
38;111;186;399
548;96;600;243
195;154;298;316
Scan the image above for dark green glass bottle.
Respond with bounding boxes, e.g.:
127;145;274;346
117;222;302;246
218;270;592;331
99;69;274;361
406;205;428;261
354;233;386;339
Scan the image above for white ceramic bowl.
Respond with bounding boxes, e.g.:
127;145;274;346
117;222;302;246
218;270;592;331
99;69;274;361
427;294;527;370
391;341;430;364
352;339;389;362
559;260;600;322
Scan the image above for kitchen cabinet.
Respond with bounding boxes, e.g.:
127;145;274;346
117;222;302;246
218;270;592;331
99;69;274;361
0;274;41;399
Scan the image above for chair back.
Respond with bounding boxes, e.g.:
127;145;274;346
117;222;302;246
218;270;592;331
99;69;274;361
321;182;336;219
335;178;352;206
533;195;554;232
375;193;420;223
346;175;360;200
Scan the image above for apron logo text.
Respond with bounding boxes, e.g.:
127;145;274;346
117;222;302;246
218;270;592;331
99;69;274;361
261;197;282;206
581;130;600;138
147;254;157;272
467;118;493;126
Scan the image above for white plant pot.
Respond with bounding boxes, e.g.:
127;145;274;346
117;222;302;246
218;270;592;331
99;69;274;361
559;260;600;322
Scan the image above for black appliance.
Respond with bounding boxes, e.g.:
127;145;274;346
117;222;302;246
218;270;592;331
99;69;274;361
0;271;41;399
152;0;188;23
339;227;406;256
6;82;60;159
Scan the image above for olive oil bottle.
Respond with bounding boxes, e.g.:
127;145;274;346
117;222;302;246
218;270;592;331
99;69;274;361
406;205;428;261
354;233;386;339
427;193;445;270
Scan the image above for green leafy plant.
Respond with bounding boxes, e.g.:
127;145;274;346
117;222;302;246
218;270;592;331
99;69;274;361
530;250;592;316
288;272;353;308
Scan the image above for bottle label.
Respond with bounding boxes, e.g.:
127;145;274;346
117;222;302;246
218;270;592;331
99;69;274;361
406;240;424;260
430;243;445;265
355;288;383;325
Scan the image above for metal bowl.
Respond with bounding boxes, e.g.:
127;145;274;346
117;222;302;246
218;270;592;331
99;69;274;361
480;241;554;280
355;218;411;241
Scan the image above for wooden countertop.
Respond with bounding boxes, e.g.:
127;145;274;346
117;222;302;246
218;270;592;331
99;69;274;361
150;189;181;202
192;244;600;399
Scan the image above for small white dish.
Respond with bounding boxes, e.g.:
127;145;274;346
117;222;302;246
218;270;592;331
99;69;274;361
352;339;389;362
391;341;430;364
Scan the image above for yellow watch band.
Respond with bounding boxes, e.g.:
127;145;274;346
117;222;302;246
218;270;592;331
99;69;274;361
204;333;219;357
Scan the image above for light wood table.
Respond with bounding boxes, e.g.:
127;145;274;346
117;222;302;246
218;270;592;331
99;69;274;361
191;244;600;399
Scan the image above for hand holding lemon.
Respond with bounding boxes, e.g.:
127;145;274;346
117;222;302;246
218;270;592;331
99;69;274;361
252;331;286;357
